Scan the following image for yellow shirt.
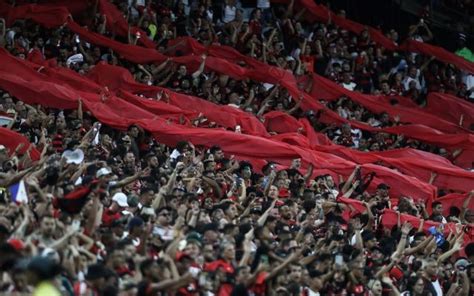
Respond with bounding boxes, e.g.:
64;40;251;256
33;281;61;296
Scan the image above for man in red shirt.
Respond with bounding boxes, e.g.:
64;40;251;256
102;192;129;227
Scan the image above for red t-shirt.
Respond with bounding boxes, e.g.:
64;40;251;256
102;208;121;227
300;55;315;73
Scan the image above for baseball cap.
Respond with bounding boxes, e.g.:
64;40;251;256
112;192;129;208
6;109;16;115
27;256;61;281
96;167;112;178
0;145;6;151
128;216;144;230
454;258;470;270
85;264;111;281
66;53;84;67
127;195;140;208
62;149;84;165
389;266;404;282
7;238;25;251
186;232;202;246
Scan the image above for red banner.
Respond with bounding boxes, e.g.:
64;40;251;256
381;209;474;247
426;93;474;129
0;127;41;161
436;193;474;217
0;48;442;204
0;1;472;204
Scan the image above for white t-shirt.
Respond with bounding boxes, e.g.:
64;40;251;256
222;5;236;23
257;0;271;9
170;148;181;160
431;279;443;296
6;30;15;45
153;226;174;241
128;0;145;6
342;82;357;91
403;76;421;91
464;74;474;99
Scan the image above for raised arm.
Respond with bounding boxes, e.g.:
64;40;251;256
286;96;303;115
85;191;103;235
98;15;107;35
461;191;473;223
437;234;463;264
111;168;151;188
403;234;433;256
137;64;153;79
341;180;360;198
341;165;360;194
302;163;313;183
150;58;171;75
11;205;31;239
202;175;223;199
266;249;301;280
192;55;207;79
257;199;277;227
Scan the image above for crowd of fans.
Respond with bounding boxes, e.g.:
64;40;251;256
442;0;474;15
0;0;473;295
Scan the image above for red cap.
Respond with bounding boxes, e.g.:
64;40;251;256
8;238;25;251
278;188;289;198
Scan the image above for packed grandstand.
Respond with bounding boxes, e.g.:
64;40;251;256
0;0;473;295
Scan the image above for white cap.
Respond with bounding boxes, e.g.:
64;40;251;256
0;145;6;151
141;207;156;217
112;192;129;208
66;53;84;66
62;149;84;164
262;83;274;91
96;167;112;178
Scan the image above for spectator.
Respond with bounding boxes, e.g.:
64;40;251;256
0;0;472;295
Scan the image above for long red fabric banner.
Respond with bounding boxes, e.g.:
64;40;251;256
19;52;470;196
16;0;473;78
0;2;473;197
96;0;156;48
436;193;474;217
0;0;472;249
1;1;473;178
0;48;443;205
0;127;41;161
85;63;271;137
4;0;472;170
162;36;474;169
272;0;474;73
381;209;474;248
426;93;474;129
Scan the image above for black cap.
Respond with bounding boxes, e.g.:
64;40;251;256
27;256;61;281
128;216;144;230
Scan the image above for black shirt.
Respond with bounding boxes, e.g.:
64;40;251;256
230;284;249;296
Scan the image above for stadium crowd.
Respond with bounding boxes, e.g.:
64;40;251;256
0;0;473;295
